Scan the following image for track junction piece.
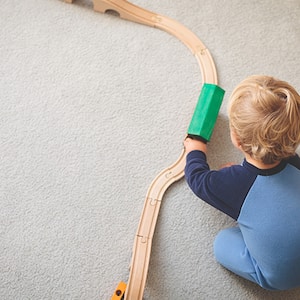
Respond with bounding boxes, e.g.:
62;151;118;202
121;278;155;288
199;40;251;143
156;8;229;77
64;0;219;299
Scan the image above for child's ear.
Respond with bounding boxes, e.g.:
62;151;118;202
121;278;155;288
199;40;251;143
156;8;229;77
230;129;242;149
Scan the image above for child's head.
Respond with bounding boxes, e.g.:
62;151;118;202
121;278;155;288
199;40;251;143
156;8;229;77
228;75;300;164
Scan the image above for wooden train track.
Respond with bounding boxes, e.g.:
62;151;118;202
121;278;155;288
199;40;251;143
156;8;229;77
64;1;219;299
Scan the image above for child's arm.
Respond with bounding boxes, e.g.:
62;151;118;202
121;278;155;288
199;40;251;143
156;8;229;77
184;150;250;220
184;137;207;154
184;137;236;168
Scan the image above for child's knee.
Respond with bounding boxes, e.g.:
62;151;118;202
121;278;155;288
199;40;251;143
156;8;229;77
213;227;242;263
213;227;261;285
213;229;228;263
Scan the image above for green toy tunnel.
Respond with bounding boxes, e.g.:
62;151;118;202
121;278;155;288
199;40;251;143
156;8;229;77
187;83;225;142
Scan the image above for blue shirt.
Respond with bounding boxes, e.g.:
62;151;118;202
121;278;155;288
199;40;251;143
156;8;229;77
185;151;300;290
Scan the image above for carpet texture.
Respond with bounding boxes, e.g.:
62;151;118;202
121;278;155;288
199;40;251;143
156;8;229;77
1;0;300;299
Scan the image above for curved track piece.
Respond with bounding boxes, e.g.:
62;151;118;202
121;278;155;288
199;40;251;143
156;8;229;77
93;0;217;84
64;1;219;299
127;149;186;299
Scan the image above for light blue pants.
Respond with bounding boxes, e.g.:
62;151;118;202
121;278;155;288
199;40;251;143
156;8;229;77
213;227;274;289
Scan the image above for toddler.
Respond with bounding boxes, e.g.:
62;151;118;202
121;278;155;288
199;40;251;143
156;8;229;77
184;75;300;290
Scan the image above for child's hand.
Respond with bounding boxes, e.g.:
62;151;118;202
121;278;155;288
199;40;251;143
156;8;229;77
218;162;236;169
184;137;207;154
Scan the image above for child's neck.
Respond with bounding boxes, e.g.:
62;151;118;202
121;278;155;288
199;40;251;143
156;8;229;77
244;153;281;170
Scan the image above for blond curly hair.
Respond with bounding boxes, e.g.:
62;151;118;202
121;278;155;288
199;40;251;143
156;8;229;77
228;75;300;164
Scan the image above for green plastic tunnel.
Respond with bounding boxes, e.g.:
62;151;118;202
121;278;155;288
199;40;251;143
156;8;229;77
187;83;225;142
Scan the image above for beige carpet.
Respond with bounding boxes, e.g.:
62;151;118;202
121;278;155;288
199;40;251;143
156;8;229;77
1;0;300;299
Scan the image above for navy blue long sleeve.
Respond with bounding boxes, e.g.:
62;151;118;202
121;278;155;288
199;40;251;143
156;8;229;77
184;150;256;219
